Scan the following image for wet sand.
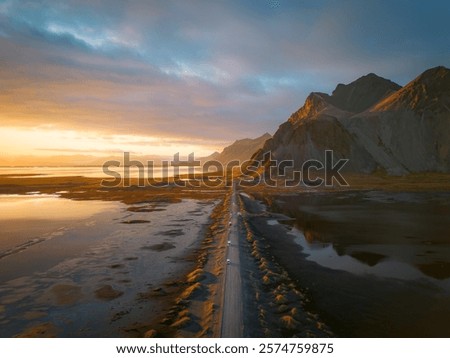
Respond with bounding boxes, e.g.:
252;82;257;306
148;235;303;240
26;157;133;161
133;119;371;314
1;173;450;337
0;176;224;337
239;189;450;337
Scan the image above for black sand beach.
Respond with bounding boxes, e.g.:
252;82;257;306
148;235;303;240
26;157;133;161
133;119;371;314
1;174;450;337
239;188;450;337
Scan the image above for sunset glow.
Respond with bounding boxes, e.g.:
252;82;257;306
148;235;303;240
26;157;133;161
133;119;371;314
0;0;449;345
0;127;221;161
0;1;448;165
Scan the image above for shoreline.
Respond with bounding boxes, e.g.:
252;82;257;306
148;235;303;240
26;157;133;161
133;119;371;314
1;174;450;337
237;191;332;337
0;176;225;338
139;191;231;338
239;189;450;337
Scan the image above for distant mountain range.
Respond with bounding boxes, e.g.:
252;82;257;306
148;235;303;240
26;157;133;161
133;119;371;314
6;66;447;174
253;66;450;174
202;132;271;164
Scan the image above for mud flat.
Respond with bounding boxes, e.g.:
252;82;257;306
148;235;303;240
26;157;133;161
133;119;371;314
239;187;450;337
237;192;332;337
0;176;224;337
144;189;232;338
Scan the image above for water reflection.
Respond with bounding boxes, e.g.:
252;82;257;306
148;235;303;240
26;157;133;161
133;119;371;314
291;227;450;288
269;191;450;288
0;194;117;254
0;194;115;221
0;166;203;178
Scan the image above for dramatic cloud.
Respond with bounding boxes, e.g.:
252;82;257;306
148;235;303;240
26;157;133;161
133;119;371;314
0;0;448;156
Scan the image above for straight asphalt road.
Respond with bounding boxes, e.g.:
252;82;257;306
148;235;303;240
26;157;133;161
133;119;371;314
220;181;244;337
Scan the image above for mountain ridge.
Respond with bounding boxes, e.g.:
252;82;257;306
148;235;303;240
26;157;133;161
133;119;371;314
203;132;271;164
329;72;401;113
373;66;450;113
255;66;450;175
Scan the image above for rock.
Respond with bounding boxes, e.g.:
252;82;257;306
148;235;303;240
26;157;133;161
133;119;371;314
255;66;450;175
144;329;158;338
94;285;123;301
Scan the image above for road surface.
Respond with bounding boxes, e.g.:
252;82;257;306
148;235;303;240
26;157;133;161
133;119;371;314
220;181;244;337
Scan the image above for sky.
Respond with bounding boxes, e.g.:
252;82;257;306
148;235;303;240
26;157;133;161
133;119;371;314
0;0;449;163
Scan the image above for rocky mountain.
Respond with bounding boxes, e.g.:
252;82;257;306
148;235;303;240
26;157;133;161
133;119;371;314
204;132;271;164
327;73;401;113
254;66;450;174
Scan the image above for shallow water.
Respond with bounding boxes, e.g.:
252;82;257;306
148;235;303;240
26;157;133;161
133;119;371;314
271;190;450;286
0;194;215;337
0;166;203;178
262;190;450;337
0;194;117;254
290;227;450;290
